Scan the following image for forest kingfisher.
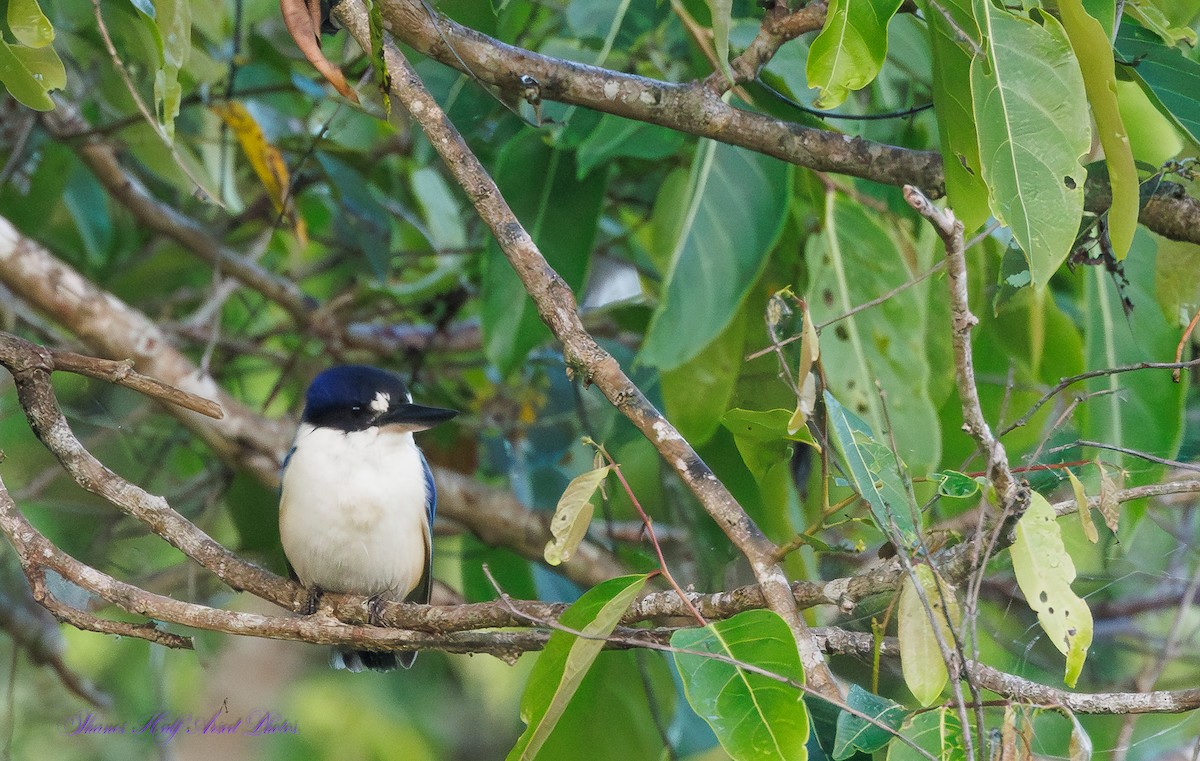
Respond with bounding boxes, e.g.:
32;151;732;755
279;365;458;671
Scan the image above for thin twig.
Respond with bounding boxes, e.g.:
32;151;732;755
48;348;223;419
1052;440;1200;473
593;444;707;627
1000;358;1200;437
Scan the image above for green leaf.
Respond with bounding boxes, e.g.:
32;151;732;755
824;391;920;549
509;574;650;760
930;471;980;498
971;5;1089;287
544;465;612;566
1058;0;1138;260
805;194;940;473
0;38;53;110
1125;0;1198;45
672;610;808;761
316;153;393;278
832;685;907;759
724;404;813;472
8;0;54;48
885;709;967;761
460;535;537;603
129;0;156;19
1115;22;1200;145
482;134;606;375
7;40;64;92
661;307;747;446
640;142;790;370
925;0;989;232
575;114;686;179
1010;492;1093;687
806;0;905;109
708;0;734;84
152;0;190;141
410;166;467;249
898;564;959;706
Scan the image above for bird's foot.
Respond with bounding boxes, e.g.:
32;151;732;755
366;594;388;627
301;585;324;615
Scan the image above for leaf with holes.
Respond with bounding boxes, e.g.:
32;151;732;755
805;194;939;473
672;610;808;761
1010;492;1093;687
971;4;1089;287
544;466;611;566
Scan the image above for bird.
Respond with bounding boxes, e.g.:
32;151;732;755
279;365;458;671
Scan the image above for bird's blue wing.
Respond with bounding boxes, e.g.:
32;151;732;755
406;452;437;605
281;445;296;472
278;445;299;582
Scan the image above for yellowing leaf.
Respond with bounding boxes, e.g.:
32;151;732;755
1010;492;1094;687
1097;461;1121;534
211;101;306;242
8;0;54;48
1066;469;1098;543
898;564;959;706
1058;0;1138;260
544;465;612;566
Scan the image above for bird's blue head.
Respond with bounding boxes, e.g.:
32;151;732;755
301;365;458;433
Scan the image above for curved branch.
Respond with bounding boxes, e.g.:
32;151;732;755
374;0;1200;246
377;0;942;191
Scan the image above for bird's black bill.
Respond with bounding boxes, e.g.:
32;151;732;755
377;403;458;431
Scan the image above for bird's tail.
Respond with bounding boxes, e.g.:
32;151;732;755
330;648;415;671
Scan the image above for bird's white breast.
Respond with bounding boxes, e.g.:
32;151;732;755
279;424;430;601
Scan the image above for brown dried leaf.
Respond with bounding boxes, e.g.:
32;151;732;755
279;0;360;103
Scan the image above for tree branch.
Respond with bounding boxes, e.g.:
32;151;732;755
5;468;1199;716
372;0;1200;245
